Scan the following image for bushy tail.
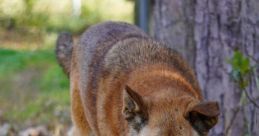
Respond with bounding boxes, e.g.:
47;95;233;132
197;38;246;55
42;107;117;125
55;32;73;76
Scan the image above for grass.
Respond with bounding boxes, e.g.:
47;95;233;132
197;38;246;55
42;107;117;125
0;48;70;130
0;0;134;134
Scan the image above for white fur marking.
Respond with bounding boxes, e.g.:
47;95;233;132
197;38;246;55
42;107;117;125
139;126;159;136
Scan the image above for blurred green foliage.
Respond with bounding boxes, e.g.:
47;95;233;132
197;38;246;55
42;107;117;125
228;50;251;89
0;0;133;34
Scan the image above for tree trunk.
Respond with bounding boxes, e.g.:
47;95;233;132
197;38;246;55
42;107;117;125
151;0;196;68
151;0;259;136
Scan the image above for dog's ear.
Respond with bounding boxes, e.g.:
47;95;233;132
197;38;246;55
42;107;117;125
122;85;147;120
122;85;148;130
186;101;220;134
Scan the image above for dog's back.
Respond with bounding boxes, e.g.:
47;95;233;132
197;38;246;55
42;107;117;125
77;21;201;95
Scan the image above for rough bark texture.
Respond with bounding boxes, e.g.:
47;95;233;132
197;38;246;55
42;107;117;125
151;0;259;136
151;0;196;68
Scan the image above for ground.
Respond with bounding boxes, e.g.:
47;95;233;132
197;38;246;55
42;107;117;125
0;30;71;135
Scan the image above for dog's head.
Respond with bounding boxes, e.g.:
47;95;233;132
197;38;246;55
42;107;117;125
122;86;219;136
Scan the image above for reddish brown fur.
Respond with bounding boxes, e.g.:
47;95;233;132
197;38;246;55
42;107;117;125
56;22;219;136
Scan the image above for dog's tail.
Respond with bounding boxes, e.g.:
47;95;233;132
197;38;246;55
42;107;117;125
55;32;73;76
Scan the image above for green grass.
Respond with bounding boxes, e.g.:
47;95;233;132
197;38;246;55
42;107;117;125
0;1;134;135
0;0;133;133
0;48;70;127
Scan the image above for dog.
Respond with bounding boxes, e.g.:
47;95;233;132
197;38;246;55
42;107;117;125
56;21;220;136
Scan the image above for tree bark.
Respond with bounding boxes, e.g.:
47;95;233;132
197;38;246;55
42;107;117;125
151;0;196;68
151;0;259;135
